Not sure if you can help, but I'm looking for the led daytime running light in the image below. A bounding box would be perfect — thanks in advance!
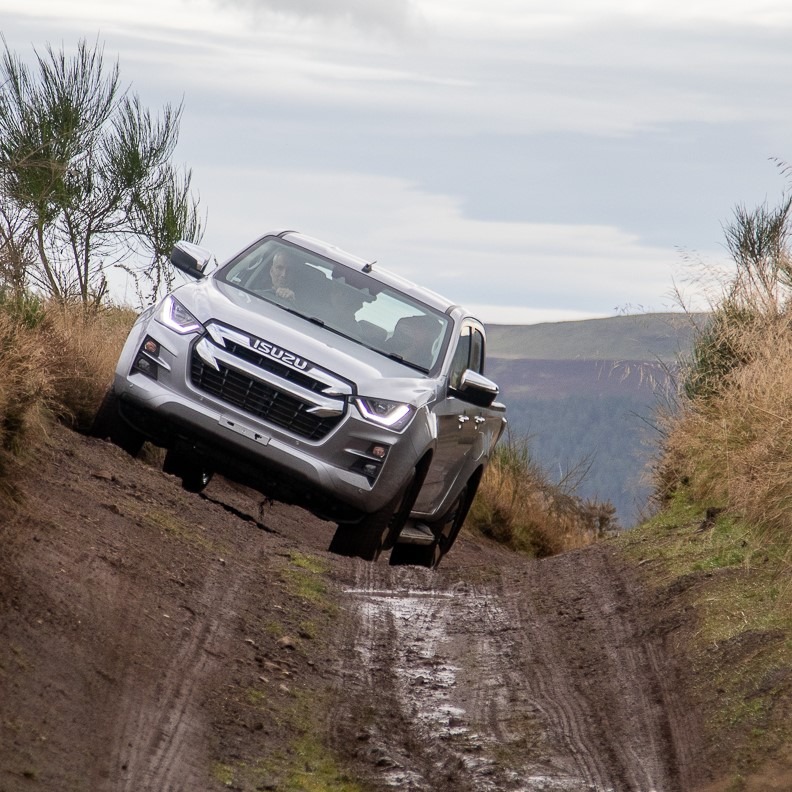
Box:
[157,295,204,335]
[356,397,413,430]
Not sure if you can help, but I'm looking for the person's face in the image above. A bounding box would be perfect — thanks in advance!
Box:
[271,255,289,288]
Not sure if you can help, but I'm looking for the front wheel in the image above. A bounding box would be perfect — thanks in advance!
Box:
[390,474,480,570]
[163,448,214,493]
[328,474,420,562]
[89,388,145,458]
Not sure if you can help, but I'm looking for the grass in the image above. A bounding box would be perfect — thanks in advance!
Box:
[467,432,615,557]
[144,508,227,554]
[619,490,792,781]
[281,551,332,605]
[0,296,135,511]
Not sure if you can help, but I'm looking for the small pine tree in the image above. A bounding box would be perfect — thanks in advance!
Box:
[0,37,203,305]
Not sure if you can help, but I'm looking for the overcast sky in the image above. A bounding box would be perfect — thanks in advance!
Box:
[4,0,792,323]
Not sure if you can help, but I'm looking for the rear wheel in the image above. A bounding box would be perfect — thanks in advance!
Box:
[163,448,214,493]
[90,388,145,458]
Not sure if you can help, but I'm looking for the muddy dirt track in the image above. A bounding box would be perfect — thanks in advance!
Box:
[0,425,706,791]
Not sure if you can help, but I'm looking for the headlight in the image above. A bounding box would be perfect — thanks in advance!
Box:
[156,295,204,335]
[355,397,414,431]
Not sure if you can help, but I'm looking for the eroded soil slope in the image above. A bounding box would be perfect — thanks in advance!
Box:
[1,425,704,791]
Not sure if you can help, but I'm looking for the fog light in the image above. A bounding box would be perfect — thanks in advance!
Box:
[371,445,387,459]
[131,336,160,380]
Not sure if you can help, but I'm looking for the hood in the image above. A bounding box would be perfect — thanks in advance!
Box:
[170,279,439,406]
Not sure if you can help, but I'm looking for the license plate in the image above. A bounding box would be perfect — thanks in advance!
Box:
[219,416,270,445]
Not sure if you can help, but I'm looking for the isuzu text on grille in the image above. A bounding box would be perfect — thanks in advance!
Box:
[251,339,309,370]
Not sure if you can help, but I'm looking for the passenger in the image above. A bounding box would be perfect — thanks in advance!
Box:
[387,315,440,369]
[328,282,366,335]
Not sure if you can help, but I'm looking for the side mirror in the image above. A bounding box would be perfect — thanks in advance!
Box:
[170,241,214,279]
[453,369,499,407]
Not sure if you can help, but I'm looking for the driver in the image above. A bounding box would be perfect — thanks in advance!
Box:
[269,250,296,302]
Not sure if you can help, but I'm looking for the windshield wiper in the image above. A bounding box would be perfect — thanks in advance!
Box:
[384,351,429,374]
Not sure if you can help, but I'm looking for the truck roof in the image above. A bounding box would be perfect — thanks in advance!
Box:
[276,230,467,319]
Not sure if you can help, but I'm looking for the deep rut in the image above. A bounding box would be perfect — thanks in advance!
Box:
[330,545,698,792]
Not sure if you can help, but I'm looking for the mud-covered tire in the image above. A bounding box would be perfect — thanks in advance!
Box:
[90,388,145,458]
[329,473,419,562]
[390,473,480,570]
[163,448,214,493]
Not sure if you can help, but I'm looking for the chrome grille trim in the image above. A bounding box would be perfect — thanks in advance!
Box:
[190,323,350,439]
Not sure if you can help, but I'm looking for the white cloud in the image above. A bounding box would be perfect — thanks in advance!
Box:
[192,165,690,316]
[0,0,781,322]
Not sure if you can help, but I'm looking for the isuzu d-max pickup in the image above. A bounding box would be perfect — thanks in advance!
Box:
[92,231,507,567]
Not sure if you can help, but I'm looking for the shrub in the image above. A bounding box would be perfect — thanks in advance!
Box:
[468,433,617,557]
[0,297,135,507]
[657,186,792,548]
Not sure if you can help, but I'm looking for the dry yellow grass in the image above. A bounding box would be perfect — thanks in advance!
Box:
[657,312,792,544]
[468,436,614,557]
[36,302,137,429]
[0,300,135,508]
[0,311,55,506]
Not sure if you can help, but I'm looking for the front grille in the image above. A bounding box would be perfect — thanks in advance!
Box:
[224,340,325,393]
[191,356,343,440]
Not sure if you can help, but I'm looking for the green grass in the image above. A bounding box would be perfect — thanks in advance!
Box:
[619,491,792,780]
[281,551,332,605]
[143,508,227,554]
[215,689,368,792]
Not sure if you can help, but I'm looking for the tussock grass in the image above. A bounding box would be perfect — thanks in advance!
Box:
[0,295,135,508]
[468,434,616,557]
[658,190,792,561]
[658,313,792,546]
[35,301,136,429]
[0,312,54,506]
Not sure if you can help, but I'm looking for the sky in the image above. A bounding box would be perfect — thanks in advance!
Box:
[3,0,792,323]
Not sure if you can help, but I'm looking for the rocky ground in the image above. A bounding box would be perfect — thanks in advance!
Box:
[1,424,710,791]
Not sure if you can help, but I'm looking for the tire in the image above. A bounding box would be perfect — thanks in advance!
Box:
[163,448,214,493]
[90,388,145,458]
[390,474,480,570]
[328,473,420,562]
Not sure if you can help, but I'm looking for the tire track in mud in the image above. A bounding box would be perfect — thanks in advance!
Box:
[331,545,697,792]
[101,567,242,792]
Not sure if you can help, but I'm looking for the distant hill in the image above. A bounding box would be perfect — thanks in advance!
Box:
[484,313,705,527]
[486,312,706,362]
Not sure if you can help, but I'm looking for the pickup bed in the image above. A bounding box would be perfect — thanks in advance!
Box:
[93,231,507,567]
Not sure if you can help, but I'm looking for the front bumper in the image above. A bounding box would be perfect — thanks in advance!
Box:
[114,369,420,518]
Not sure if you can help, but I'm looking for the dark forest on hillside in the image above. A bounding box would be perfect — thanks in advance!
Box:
[487,355,676,527]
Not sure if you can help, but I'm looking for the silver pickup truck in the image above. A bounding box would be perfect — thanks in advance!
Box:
[93,231,506,567]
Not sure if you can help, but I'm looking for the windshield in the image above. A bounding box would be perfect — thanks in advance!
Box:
[217,237,451,372]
